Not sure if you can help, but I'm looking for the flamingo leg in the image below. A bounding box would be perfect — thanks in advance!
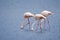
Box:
[39,20,42,32]
[47,18,50,31]
[31,20,37,31]
[44,19,46,30]
[27,18,30,24]
[27,18,30,30]
[36,20,39,32]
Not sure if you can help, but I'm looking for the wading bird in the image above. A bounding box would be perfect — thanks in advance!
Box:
[20,12,34,30]
[41,10,52,30]
[31,14,46,32]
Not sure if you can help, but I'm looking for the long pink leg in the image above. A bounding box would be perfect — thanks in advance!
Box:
[36,21,39,32]
[47,18,50,31]
[27,18,30,24]
[39,20,42,32]
[44,19,46,30]
[25,18,30,25]
[31,20,37,31]
[36,20,40,32]
[27,18,30,30]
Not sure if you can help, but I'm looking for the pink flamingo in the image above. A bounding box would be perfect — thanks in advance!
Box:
[20,12,34,30]
[41,10,52,30]
[31,14,46,32]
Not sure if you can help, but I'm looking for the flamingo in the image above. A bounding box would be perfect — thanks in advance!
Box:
[20,12,34,30]
[31,14,46,32]
[41,10,52,30]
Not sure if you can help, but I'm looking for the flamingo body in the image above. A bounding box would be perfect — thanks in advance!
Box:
[24,12,34,18]
[41,10,52,17]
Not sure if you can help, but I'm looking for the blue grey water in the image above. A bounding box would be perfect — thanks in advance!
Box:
[0,0,60,40]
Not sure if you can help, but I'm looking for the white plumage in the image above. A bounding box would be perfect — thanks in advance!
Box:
[34,14,46,20]
[24,12,34,17]
[41,10,52,17]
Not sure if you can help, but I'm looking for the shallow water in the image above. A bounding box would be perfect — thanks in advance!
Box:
[0,0,60,40]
